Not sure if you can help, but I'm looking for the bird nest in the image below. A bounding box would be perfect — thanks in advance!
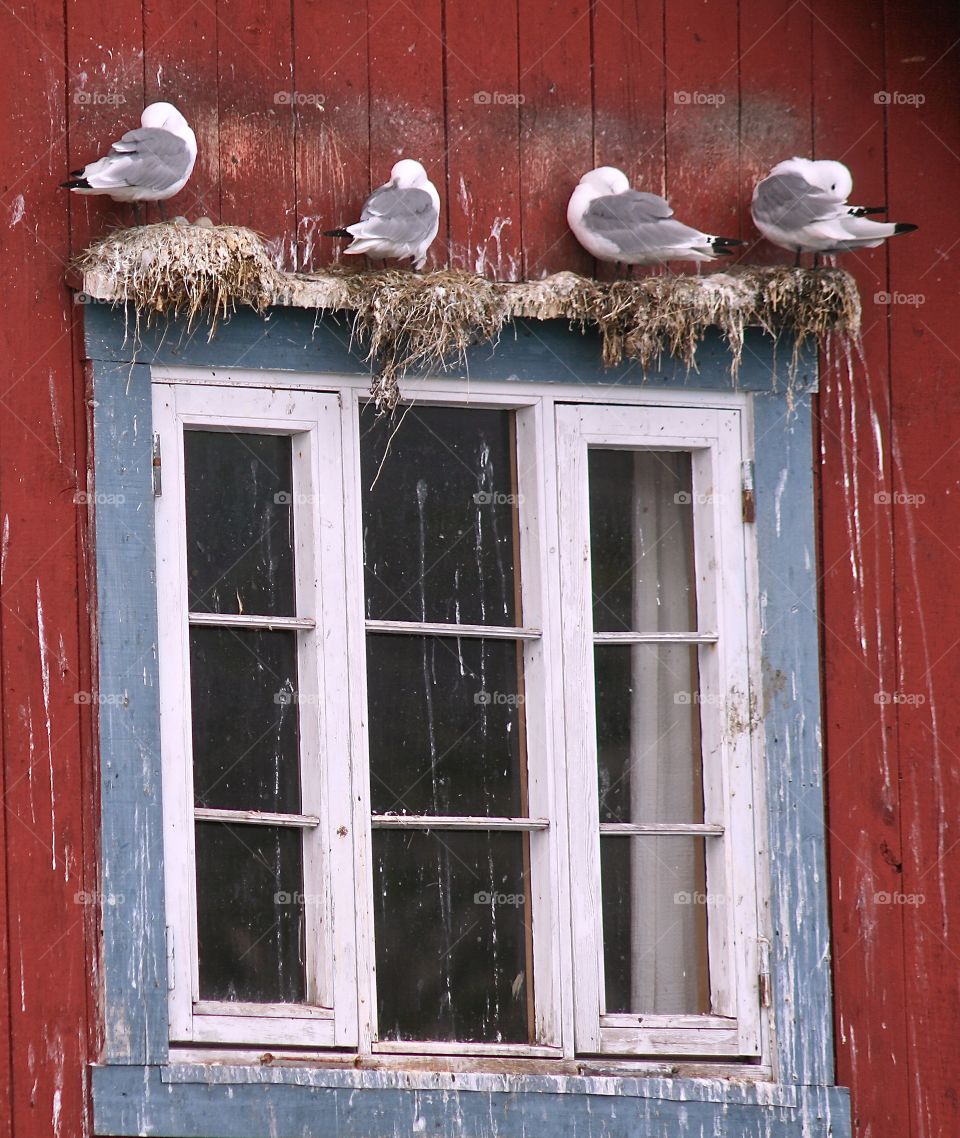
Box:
[73,222,861,411]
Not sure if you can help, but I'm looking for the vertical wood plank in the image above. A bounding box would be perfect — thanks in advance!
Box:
[65,0,145,254]
[217,0,296,264]
[143,0,220,222]
[443,1,522,278]
[591,0,666,281]
[518,0,593,280]
[811,2,908,1132]
[664,0,740,245]
[884,5,960,1137]
[737,0,814,264]
[1,4,91,1136]
[292,0,370,270]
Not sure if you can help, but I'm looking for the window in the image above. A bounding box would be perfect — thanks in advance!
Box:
[155,375,763,1061]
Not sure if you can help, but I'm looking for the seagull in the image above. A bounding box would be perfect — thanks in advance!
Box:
[567,166,745,268]
[324,159,440,270]
[751,157,917,263]
[62,101,197,220]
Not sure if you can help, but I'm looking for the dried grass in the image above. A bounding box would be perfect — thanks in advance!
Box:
[74,224,861,406]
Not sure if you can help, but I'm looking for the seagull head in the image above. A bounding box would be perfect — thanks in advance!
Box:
[390,159,429,188]
[141,102,191,137]
[811,160,853,201]
[579,166,631,196]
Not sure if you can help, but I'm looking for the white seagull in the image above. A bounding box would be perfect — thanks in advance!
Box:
[567,166,744,267]
[324,159,440,270]
[751,157,917,262]
[62,102,197,219]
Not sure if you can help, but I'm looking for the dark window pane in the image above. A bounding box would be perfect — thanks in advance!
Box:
[588,450,696,633]
[374,829,531,1042]
[594,644,703,825]
[360,404,519,626]
[184,431,295,616]
[366,633,525,817]
[196,822,305,1003]
[190,627,301,813]
[601,836,709,1015]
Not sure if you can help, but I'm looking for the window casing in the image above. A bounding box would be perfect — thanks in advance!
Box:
[154,374,764,1062]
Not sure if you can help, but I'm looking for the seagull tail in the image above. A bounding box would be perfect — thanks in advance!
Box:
[850,205,887,216]
[61,173,91,189]
[710,237,747,254]
[894,223,918,235]
[322,227,353,238]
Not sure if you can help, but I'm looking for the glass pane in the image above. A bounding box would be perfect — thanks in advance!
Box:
[588,449,696,633]
[594,644,703,824]
[601,836,709,1015]
[373,829,531,1042]
[195,822,305,1003]
[360,404,519,626]
[190,627,301,813]
[184,430,295,616]
[367,634,525,816]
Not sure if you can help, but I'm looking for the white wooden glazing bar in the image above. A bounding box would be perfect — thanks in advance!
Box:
[364,619,542,640]
[592,631,718,644]
[370,815,550,831]
[193,808,321,828]
[188,612,317,631]
[598,823,725,837]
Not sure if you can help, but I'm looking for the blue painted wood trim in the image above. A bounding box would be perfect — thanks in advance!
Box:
[753,391,834,1086]
[81,302,818,394]
[87,307,845,1135]
[93,360,169,1065]
[92,1064,851,1138]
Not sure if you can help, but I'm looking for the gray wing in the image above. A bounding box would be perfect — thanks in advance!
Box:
[752,172,838,228]
[584,191,708,254]
[106,127,191,191]
[359,185,437,244]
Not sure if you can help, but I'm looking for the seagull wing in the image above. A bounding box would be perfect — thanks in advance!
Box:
[80,127,192,194]
[752,171,841,229]
[356,185,438,246]
[583,191,713,256]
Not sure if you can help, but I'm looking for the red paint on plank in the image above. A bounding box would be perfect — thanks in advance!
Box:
[736,0,814,264]
[518,0,593,279]
[445,2,522,278]
[591,0,666,281]
[143,0,220,223]
[664,0,740,246]
[884,5,960,1137]
[812,2,910,1133]
[217,0,296,263]
[367,0,446,270]
[292,0,370,271]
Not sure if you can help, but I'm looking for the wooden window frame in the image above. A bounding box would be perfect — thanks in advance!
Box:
[153,371,765,1063]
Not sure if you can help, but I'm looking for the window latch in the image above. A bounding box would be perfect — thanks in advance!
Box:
[152,433,162,496]
[741,460,756,523]
[758,936,771,1007]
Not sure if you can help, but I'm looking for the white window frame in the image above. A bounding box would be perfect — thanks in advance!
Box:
[154,368,765,1063]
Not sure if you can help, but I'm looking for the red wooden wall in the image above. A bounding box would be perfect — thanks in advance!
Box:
[0,2,956,1136]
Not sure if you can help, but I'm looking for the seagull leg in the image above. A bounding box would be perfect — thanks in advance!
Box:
[158,200,168,222]
[132,202,143,227]
[794,248,801,268]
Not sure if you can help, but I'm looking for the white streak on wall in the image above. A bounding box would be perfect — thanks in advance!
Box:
[36,579,57,869]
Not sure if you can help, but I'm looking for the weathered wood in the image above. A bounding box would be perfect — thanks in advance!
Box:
[444,1,523,278]
[884,6,960,1137]
[518,0,593,279]
[810,3,909,1132]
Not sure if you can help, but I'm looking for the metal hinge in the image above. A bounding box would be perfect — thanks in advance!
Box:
[152,433,162,496]
[741,460,756,523]
[166,924,175,990]
[757,936,771,1007]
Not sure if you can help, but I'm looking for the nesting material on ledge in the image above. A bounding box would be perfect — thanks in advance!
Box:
[73,223,861,408]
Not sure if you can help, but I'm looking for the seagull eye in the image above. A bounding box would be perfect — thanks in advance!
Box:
[830,183,836,190]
